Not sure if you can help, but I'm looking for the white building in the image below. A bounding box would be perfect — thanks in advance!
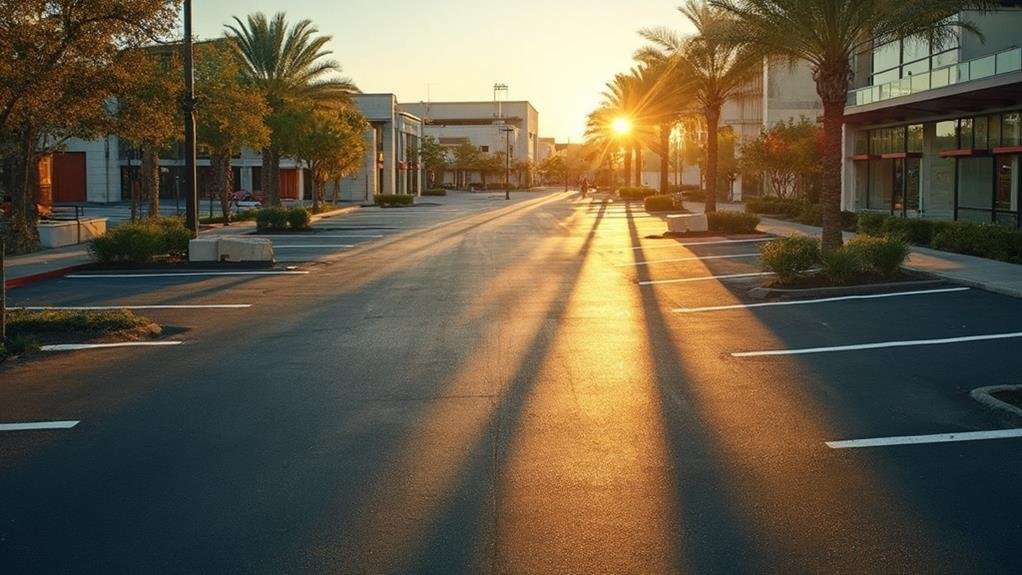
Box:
[397,100,540,187]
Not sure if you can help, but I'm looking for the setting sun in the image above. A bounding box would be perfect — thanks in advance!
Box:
[611,116,632,136]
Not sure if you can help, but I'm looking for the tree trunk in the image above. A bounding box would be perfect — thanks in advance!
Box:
[143,149,160,218]
[659,123,670,195]
[314,175,326,213]
[820,99,845,251]
[10,125,40,253]
[704,106,721,213]
[623,147,632,190]
[634,144,643,187]
[261,147,280,206]
[212,153,232,224]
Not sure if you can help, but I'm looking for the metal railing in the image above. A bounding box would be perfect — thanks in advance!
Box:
[849,46,1022,107]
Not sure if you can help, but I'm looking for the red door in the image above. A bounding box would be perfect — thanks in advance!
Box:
[279,169,299,200]
[52,152,87,203]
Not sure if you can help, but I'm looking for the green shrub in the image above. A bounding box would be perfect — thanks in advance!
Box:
[707,211,761,234]
[617,187,657,201]
[374,194,415,207]
[9,309,149,334]
[796,203,822,225]
[820,247,862,284]
[857,212,889,236]
[760,236,820,281]
[88,222,168,264]
[3,335,40,356]
[881,217,935,246]
[745,196,805,217]
[841,211,859,232]
[422,189,447,196]
[255,207,288,231]
[931,221,1022,264]
[847,235,910,275]
[286,207,311,230]
[682,189,706,201]
[644,194,678,212]
[669,183,701,193]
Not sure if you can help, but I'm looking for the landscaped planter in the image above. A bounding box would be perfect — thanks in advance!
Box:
[37,218,108,248]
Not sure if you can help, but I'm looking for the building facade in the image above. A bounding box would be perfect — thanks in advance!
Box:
[842,6,1022,226]
[334,94,423,202]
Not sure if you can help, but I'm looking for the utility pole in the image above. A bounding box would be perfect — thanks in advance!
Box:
[493,83,510,200]
[182,0,198,237]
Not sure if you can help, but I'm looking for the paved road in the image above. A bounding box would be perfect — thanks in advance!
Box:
[1,190,1020,573]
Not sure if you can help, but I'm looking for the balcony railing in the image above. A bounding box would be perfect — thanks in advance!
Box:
[848,46,1022,107]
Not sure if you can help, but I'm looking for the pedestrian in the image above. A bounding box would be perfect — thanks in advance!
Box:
[580,177,589,199]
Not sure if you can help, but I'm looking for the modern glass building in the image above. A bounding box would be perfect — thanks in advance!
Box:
[842,6,1022,227]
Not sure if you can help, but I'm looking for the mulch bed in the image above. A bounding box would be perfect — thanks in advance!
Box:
[765,269,928,290]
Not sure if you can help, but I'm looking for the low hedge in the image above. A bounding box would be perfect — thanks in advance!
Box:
[255,206,288,231]
[707,211,761,234]
[857,212,1022,264]
[286,207,311,230]
[88,217,191,264]
[374,194,415,207]
[422,189,447,196]
[745,196,805,217]
[760,236,820,282]
[644,194,680,212]
[846,236,910,275]
[681,189,706,201]
[8,309,150,335]
[618,187,658,201]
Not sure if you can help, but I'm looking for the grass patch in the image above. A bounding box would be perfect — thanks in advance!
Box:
[8,309,151,336]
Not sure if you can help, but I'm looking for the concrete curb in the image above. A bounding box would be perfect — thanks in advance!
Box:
[970,385,1022,421]
[903,268,1022,300]
[748,279,947,300]
[5,264,90,289]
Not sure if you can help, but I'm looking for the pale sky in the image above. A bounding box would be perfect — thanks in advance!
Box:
[191,0,696,143]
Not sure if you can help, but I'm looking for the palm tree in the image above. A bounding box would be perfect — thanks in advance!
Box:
[639,0,762,213]
[226,12,358,205]
[710,0,991,249]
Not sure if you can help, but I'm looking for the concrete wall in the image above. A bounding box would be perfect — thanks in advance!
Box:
[63,136,121,203]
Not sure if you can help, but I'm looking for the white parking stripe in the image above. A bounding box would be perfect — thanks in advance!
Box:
[42,342,184,351]
[675,287,971,313]
[67,271,309,278]
[639,272,774,286]
[237,234,384,238]
[0,421,80,432]
[631,237,773,250]
[272,245,355,249]
[732,331,1022,357]
[826,428,1022,449]
[620,253,760,267]
[10,305,252,311]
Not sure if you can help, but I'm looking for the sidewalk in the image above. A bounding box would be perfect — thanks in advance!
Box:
[3,204,361,288]
[682,201,1022,299]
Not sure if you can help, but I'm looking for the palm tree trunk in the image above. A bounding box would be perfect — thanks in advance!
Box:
[820,100,844,251]
[144,149,160,218]
[634,144,642,187]
[659,123,670,195]
[261,148,280,206]
[623,147,632,189]
[704,106,720,213]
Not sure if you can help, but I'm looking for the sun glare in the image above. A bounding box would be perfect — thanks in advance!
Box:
[611,116,632,136]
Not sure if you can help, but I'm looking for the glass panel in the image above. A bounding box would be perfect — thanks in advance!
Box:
[907,124,924,153]
[989,115,1001,148]
[957,157,994,210]
[873,41,900,80]
[910,71,930,92]
[958,208,992,223]
[891,126,906,153]
[1004,113,1021,147]
[974,117,988,150]
[854,131,869,155]
[954,62,970,83]
[933,49,959,69]
[873,68,899,86]
[995,212,1019,228]
[869,159,894,210]
[971,55,995,79]
[925,157,955,219]
[935,121,957,150]
[903,36,930,64]
[854,162,869,210]
[958,118,973,149]
[893,159,905,211]
[996,155,1019,212]
[906,158,921,212]
[931,66,950,88]
[903,59,930,78]
[996,48,1022,74]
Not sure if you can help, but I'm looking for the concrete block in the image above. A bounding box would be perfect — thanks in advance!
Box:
[218,237,274,263]
[666,213,708,233]
[188,238,220,262]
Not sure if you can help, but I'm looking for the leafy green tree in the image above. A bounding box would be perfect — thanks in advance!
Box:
[226,12,358,205]
[194,42,271,223]
[638,0,762,212]
[740,118,822,200]
[711,0,992,248]
[418,135,448,187]
[0,0,179,252]
[451,142,481,189]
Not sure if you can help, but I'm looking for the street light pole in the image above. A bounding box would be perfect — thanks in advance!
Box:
[504,128,511,201]
[182,0,198,237]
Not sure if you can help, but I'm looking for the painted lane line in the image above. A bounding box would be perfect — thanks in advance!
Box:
[236,234,384,238]
[272,245,355,249]
[631,238,773,250]
[620,253,760,267]
[639,272,774,286]
[826,428,1022,449]
[67,271,309,278]
[0,421,80,432]
[42,341,184,352]
[732,331,1022,358]
[674,287,971,313]
[10,305,253,311]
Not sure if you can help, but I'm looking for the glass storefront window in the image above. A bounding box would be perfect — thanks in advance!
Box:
[854,162,869,209]
[996,155,1019,212]
[935,120,957,150]
[958,118,973,149]
[890,126,906,153]
[907,124,923,153]
[906,158,921,212]
[1003,113,1020,147]
[926,157,955,219]
[933,49,959,69]
[989,115,1001,148]
[869,159,894,210]
[957,157,993,210]
[974,116,988,149]
[873,41,900,80]
[854,131,868,155]
[903,36,930,64]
